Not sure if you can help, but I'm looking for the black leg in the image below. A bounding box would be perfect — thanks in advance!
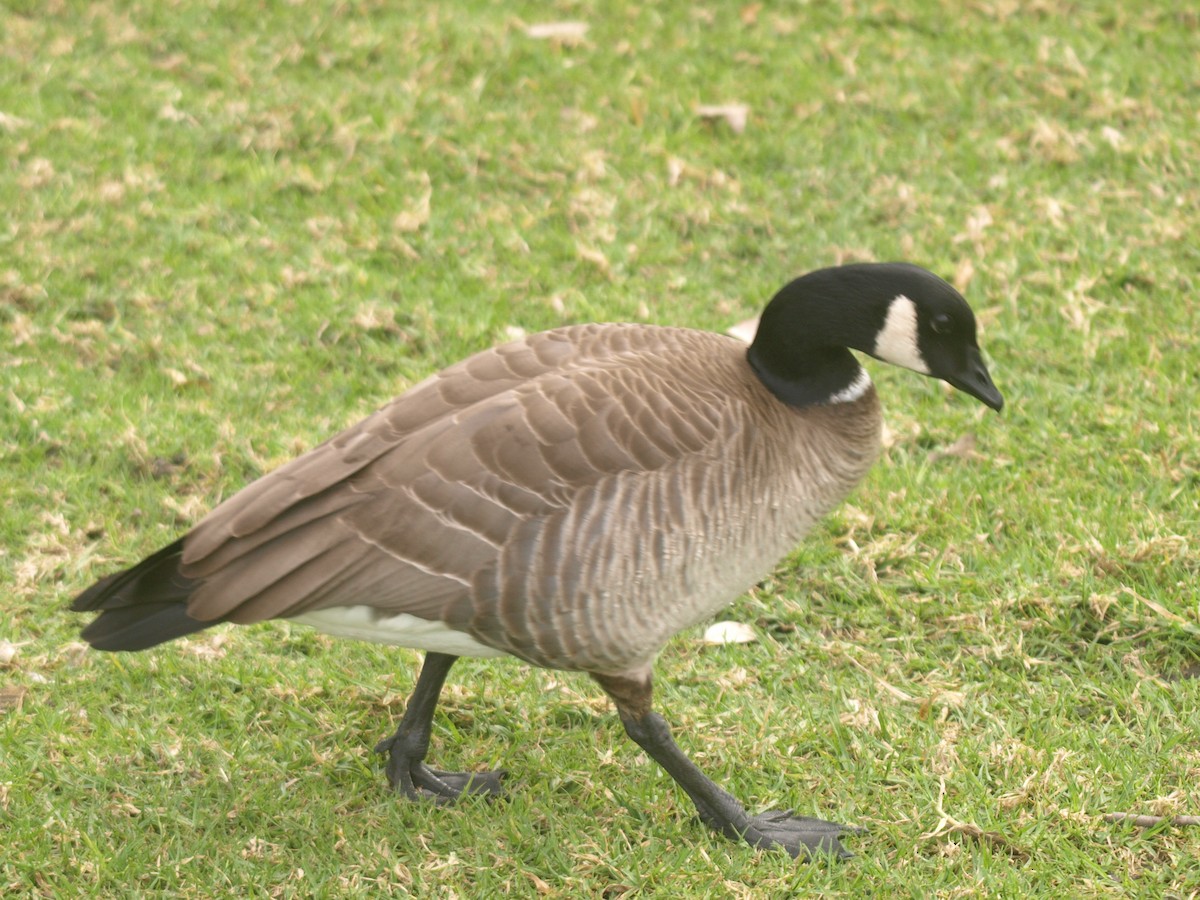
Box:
[374,652,505,802]
[592,670,858,859]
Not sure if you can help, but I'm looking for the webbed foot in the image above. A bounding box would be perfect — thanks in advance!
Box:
[735,809,861,859]
[374,733,506,802]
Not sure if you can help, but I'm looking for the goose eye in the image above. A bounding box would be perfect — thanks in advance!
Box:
[931,314,953,335]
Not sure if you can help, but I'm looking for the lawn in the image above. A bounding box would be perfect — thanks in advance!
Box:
[2,0,1198,896]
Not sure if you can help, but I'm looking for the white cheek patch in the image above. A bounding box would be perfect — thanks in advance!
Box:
[874,294,930,374]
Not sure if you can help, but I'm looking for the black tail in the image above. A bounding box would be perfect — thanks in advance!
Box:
[71,539,217,651]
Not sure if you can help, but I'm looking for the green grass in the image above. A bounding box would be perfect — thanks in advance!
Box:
[3,0,1198,895]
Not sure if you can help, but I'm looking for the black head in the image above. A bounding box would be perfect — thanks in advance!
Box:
[747,262,1003,411]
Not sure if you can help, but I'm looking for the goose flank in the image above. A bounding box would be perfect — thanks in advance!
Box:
[72,262,1003,859]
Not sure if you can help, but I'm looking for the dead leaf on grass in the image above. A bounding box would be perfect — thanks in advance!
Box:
[695,104,750,134]
[19,158,55,190]
[525,22,589,44]
[1030,117,1088,164]
[242,837,283,860]
[740,3,764,26]
[0,640,31,666]
[158,103,197,126]
[576,244,611,278]
[162,367,189,387]
[839,697,880,732]
[702,621,757,645]
[1100,125,1125,150]
[180,633,230,661]
[955,206,994,244]
[930,433,982,463]
[0,685,28,713]
[0,111,31,132]
[954,258,976,292]
[666,156,738,190]
[351,302,402,335]
[393,173,432,233]
[58,641,91,667]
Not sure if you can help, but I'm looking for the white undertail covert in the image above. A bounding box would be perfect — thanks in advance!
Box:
[291,607,505,657]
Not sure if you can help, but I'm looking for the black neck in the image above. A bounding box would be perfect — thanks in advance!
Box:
[746,344,864,408]
[745,270,888,408]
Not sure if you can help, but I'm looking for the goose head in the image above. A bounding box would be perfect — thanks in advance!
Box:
[746,262,1003,412]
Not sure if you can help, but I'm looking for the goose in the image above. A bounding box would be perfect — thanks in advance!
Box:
[72,262,1003,859]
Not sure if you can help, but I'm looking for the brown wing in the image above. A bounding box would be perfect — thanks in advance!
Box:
[181,325,728,629]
